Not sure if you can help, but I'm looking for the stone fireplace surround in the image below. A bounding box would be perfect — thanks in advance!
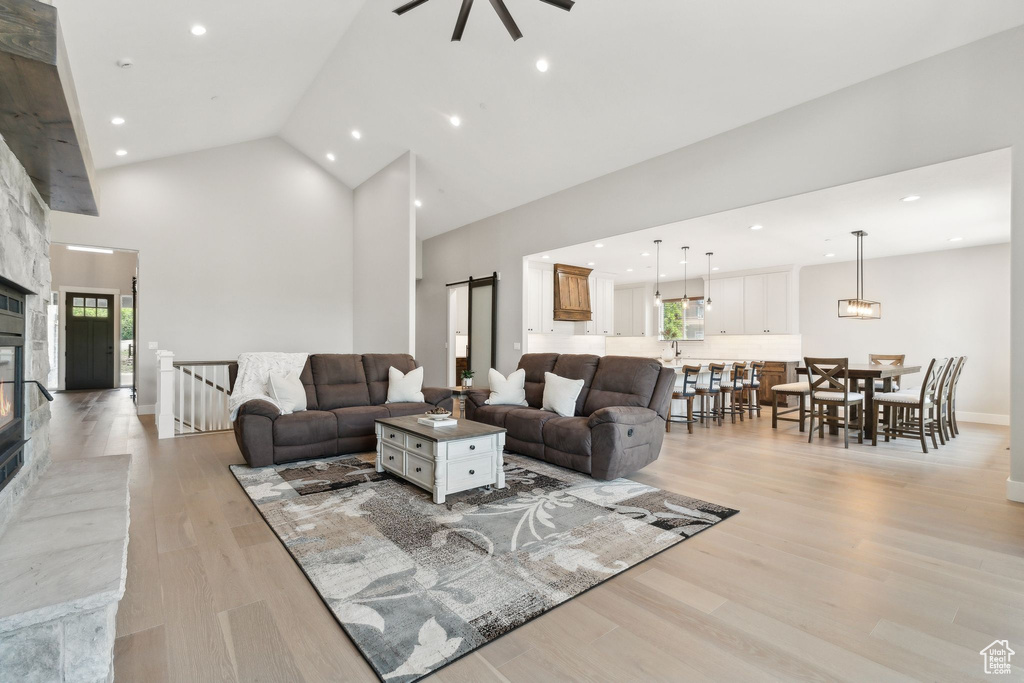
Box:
[0,136,130,681]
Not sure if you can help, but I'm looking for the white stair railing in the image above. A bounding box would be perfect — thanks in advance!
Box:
[156,351,234,439]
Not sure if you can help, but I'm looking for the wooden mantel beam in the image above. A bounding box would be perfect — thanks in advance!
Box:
[0,0,98,216]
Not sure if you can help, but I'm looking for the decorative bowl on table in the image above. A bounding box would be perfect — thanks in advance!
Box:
[424,407,452,420]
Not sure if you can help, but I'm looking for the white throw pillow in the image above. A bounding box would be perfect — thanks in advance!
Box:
[268,372,307,414]
[485,368,528,406]
[387,366,425,403]
[542,372,585,418]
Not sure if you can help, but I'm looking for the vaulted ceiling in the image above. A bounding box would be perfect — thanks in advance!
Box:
[55,0,1024,238]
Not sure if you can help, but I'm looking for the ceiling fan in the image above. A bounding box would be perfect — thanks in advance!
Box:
[393,0,574,42]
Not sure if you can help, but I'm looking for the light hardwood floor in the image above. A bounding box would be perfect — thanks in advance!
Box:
[50,389,1023,682]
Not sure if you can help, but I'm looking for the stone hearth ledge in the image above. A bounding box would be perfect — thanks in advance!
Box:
[0,453,131,682]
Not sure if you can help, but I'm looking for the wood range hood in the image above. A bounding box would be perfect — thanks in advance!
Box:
[0,0,97,216]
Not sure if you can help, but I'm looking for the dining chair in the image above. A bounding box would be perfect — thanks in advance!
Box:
[946,356,966,438]
[694,363,724,428]
[741,361,765,418]
[873,358,938,453]
[719,362,748,424]
[771,380,809,431]
[666,365,701,434]
[934,357,957,445]
[805,357,864,448]
[869,354,905,393]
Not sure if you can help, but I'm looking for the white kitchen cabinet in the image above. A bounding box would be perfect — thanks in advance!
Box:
[706,276,744,335]
[613,285,651,337]
[580,273,615,335]
[454,285,469,335]
[743,272,790,334]
[540,270,555,333]
[526,266,543,333]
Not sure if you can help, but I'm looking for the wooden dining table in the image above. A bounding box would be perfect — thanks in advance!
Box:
[795,363,921,438]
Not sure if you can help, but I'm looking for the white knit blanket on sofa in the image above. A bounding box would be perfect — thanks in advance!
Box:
[228,352,309,421]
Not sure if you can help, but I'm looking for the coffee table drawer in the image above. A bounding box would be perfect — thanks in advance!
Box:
[446,454,495,491]
[448,436,493,459]
[381,428,405,448]
[406,435,436,458]
[406,452,434,488]
[381,443,404,475]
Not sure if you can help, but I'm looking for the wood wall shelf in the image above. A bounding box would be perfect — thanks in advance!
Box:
[552,263,593,322]
[0,0,98,215]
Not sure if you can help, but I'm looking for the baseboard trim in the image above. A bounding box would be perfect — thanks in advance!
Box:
[1007,478,1024,504]
[136,404,155,416]
[958,412,1009,426]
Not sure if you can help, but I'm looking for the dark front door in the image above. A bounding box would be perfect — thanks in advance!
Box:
[66,293,115,390]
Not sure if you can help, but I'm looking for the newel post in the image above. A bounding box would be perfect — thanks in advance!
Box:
[156,350,175,439]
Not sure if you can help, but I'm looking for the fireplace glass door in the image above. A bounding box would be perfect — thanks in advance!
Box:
[0,346,15,433]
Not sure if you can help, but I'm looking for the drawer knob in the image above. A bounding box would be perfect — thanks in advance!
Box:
[469,445,476,450]
[416,467,422,473]
[388,456,394,461]
[416,443,422,449]
[469,469,475,475]
[389,433,395,438]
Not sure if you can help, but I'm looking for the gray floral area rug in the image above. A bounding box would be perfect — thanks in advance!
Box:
[230,453,738,682]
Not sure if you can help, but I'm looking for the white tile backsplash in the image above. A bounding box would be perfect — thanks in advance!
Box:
[527,334,607,356]
[606,334,802,361]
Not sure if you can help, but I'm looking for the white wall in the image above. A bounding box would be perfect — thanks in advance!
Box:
[416,27,1024,496]
[353,152,416,354]
[800,243,1009,422]
[50,137,355,409]
[49,247,138,389]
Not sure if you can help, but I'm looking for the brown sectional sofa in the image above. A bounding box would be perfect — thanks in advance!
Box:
[465,354,676,480]
[229,354,453,467]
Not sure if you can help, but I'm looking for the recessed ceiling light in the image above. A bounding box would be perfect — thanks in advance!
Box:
[415,199,423,208]
[640,252,650,257]
[67,245,114,254]
[587,262,596,266]
[712,266,719,271]
[325,152,336,162]
[901,195,921,202]
[594,243,604,248]
[115,149,127,157]
[660,273,667,278]
[351,130,362,140]
[541,255,550,259]
[679,260,687,265]
[749,224,764,231]
[948,237,964,242]
[449,115,462,127]
[536,58,549,73]
[824,253,836,258]
[111,116,125,126]
[190,24,207,36]
[625,268,633,272]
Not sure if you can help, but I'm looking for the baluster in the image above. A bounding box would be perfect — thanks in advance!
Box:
[177,365,184,435]
[189,366,196,434]
[201,365,207,432]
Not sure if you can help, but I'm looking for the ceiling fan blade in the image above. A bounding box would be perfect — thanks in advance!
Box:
[393,0,431,15]
[487,0,523,41]
[538,0,574,10]
[452,0,474,41]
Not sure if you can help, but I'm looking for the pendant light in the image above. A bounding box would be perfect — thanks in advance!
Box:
[653,240,662,307]
[705,252,714,312]
[837,230,881,319]
[681,246,690,309]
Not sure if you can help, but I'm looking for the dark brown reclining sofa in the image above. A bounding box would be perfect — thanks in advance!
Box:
[465,354,675,480]
[229,354,453,467]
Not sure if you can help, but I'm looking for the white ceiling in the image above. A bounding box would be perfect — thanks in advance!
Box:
[54,1,1024,238]
[528,149,1011,285]
[53,0,365,168]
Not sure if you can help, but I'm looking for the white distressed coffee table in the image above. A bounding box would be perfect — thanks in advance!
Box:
[374,415,507,504]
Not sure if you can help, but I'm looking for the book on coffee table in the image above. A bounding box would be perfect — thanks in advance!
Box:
[417,416,457,428]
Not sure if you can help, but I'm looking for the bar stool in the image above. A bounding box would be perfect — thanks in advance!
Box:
[805,357,864,448]
[694,363,724,427]
[666,365,701,434]
[720,362,748,423]
[740,361,764,418]
[771,381,809,431]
